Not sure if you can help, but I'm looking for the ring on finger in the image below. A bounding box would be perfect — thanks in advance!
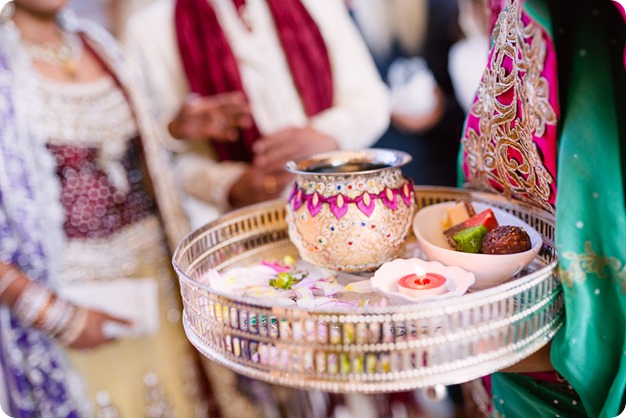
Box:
[263,175,278,195]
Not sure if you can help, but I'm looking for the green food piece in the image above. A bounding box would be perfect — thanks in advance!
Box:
[269,272,296,289]
[453,225,489,253]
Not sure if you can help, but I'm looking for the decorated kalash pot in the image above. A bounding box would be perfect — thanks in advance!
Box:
[285,149,416,272]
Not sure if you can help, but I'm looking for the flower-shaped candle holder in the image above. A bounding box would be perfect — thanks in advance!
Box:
[370,258,475,304]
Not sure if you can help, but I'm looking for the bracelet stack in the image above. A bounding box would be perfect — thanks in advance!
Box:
[12,280,87,346]
[13,283,51,326]
[37,295,80,339]
[57,307,89,346]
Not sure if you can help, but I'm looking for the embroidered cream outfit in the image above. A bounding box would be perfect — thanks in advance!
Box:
[37,74,206,418]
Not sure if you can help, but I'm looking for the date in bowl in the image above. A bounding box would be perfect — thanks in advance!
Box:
[285,149,416,272]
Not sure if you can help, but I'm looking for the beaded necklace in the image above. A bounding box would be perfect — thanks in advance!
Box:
[20,29,83,78]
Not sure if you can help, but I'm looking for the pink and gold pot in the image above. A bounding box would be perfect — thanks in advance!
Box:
[285,149,416,272]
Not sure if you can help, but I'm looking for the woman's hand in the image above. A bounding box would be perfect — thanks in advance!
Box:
[168,92,252,142]
[67,309,132,350]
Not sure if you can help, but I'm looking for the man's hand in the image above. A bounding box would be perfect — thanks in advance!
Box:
[228,126,339,207]
[228,166,294,208]
[252,127,339,173]
[168,92,252,142]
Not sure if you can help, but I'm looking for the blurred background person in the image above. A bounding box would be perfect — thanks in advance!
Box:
[350,0,465,187]
[0,0,260,416]
[124,0,390,231]
[448,0,490,113]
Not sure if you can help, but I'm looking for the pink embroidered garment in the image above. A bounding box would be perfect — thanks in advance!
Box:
[460,0,559,213]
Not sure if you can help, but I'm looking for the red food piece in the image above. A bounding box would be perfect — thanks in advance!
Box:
[444,209,499,248]
[462,209,498,231]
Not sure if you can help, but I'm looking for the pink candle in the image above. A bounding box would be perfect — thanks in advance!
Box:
[397,264,447,299]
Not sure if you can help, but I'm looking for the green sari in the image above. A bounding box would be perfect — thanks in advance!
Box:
[458,0,626,416]
[550,0,626,416]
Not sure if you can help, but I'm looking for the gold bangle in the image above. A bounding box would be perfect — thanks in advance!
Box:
[57,306,88,346]
[13,283,51,326]
[33,293,56,329]
[44,299,76,337]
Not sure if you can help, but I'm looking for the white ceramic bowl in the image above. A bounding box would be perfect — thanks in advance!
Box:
[412,202,542,289]
[370,258,475,305]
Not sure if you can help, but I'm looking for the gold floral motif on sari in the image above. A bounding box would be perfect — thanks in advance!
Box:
[560,241,626,292]
[462,0,557,213]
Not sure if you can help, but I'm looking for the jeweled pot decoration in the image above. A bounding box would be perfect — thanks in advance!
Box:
[285,149,416,272]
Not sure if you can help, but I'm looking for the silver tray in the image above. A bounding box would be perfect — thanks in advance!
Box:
[173,187,562,393]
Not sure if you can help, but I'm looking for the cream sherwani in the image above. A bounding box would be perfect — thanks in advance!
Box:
[125,0,390,229]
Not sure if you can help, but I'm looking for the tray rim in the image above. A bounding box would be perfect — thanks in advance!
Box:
[182,311,563,392]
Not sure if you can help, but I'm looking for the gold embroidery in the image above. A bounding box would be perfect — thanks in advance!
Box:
[560,241,626,292]
[462,0,557,213]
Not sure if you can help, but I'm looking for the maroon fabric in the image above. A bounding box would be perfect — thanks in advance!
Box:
[232,0,246,11]
[47,140,156,239]
[174,0,333,161]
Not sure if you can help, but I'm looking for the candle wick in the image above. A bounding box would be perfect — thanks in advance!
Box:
[413,276,431,286]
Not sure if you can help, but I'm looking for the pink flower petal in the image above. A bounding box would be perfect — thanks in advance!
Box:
[381,188,398,211]
[355,193,376,217]
[292,188,303,211]
[261,261,291,273]
[400,182,414,207]
[306,193,323,217]
[327,194,350,219]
